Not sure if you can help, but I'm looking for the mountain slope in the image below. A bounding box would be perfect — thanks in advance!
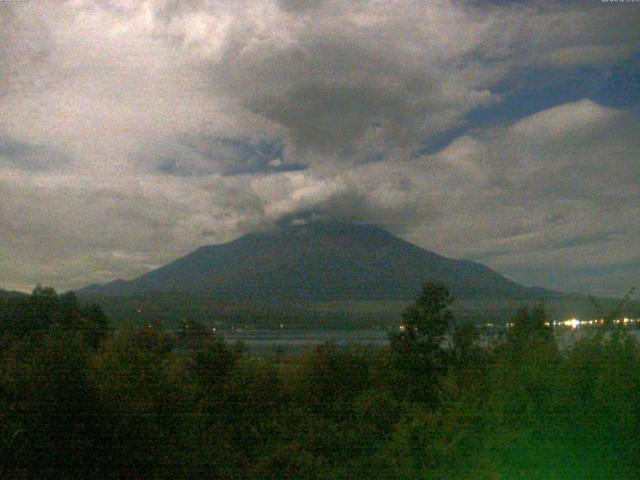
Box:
[80,221,551,303]
[0,288,29,300]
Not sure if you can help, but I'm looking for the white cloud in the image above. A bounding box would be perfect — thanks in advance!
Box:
[510,100,620,139]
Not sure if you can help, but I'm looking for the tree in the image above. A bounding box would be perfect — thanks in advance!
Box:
[389,281,454,402]
[392,281,454,350]
[509,304,552,344]
[0,287,110,347]
[451,321,480,366]
[176,319,214,350]
[1,329,98,477]
[91,324,176,478]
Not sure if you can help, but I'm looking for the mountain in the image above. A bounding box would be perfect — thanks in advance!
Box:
[77,221,637,327]
[0,288,29,300]
[80,221,553,303]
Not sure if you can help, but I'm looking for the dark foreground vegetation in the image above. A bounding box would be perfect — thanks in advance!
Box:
[1,283,639,479]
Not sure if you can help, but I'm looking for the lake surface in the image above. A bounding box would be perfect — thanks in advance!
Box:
[219,329,390,355]
[219,327,640,355]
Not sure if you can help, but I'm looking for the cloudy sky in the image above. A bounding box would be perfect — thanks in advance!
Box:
[1,0,638,297]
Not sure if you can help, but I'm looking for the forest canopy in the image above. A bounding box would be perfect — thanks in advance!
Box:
[0,284,639,479]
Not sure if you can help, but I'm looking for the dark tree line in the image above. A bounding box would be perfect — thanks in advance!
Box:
[1,282,639,478]
[0,285,109,347]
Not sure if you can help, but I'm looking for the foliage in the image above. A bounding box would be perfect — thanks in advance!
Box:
[389,280,454,403]
[0,283,639,478]
[0,286,110,347]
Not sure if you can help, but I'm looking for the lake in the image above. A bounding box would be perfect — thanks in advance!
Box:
[219,327,640,355]
[219,328,390,355]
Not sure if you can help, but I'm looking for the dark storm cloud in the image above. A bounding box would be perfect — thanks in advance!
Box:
[185,0,639,158]
[249,84,415,156]
[205,6,497,157]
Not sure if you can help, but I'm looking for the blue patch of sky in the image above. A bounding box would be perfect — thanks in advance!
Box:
[157,136,307,176]
[156,158,187,176]
[0,136,48,161]
[0,136,68,171]
[417,53,640,156]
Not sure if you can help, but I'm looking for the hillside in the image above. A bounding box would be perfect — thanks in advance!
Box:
[80,221,555,303]
[74,221,616,327]
[0,288,29,300]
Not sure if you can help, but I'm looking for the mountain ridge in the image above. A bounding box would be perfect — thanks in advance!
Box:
[79,220,556,302]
